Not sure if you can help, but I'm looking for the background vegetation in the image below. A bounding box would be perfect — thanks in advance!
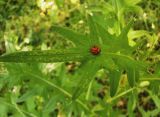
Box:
[0,0,160,117]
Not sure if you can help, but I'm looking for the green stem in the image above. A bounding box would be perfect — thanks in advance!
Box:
[106,87,137,103]
[85,79,93,100]
[140,78,160,81]
[0,99,37,117]
[27,72,90,112]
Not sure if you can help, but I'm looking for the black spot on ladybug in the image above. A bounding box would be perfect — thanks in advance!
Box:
[90,45,101,55]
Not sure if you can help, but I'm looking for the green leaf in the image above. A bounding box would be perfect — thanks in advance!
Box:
[51,26,89,46]
[88,15,100,45]
[26,70,90,111]
[95,22,115,45]
[124,0,141,5]
[109,69,121,97]
[149,91,160,109]
[118,20,133,49]
[72,60,99,100]
[16,89,37,103]
[127,92,136,116]
[109,52,147,70]
[103,58,117,70]
[43,95,60,113]
[110,53,142,87]
[126,68,139,87]
[0,48,89,63]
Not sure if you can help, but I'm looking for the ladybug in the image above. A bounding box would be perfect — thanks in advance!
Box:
[90,45,101,55]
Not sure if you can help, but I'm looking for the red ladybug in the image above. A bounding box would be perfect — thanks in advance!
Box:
[90,45,101,55]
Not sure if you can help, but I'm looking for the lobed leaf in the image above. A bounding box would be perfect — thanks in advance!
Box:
[95,22,115,45]
[109,52,145,87]
[87,15,100,45]
[0,48,89,63]
[51,26,89,46]
[107,52,147,70]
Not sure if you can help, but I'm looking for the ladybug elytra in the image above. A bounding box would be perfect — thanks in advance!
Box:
[90,45,101,55]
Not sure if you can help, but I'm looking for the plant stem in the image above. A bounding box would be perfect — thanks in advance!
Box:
[106,87,137,103]
[140,78,160,81]
[0,98,37,117]
[106,77,160,103]
[27,72,90,112]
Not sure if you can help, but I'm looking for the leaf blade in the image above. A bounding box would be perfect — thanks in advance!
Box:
[51,26,89,46]
[126,66,140,87]
[109,69,121,97]
[95,22,115,45]
[0,48,90,63]
[118,20,134,48]
[72,60,99,100]
[88,15,100,44]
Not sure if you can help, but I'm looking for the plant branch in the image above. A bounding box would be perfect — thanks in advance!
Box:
[106,87,137,103]
[27,72,90,112]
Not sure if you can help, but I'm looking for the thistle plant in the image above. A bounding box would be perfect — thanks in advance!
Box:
[0,15,147,100]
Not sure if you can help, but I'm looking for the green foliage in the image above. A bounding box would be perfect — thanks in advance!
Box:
[0,15,145,97]
[0,0,160,116]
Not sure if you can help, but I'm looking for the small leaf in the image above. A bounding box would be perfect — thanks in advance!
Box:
[0,48,89,63]
[149,91,160,109]
[51,26,89,46]
[16,89,37,103]
[72,60,99,100]
[109,69,121,97]
[43,95,61,113]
